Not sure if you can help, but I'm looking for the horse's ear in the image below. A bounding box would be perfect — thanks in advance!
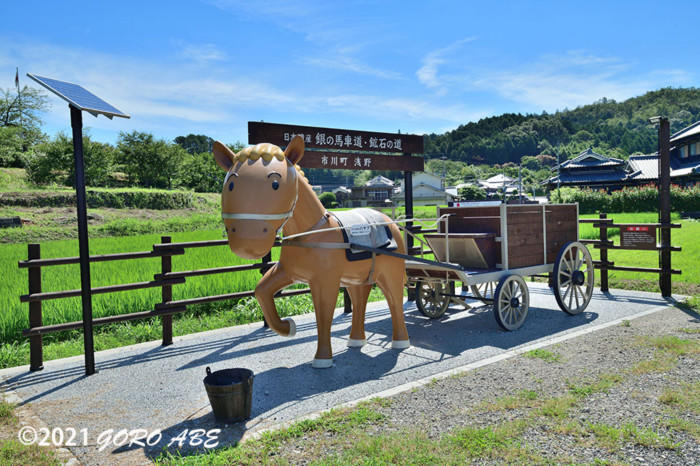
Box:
[213,141,235,171]
[284,135,305,165]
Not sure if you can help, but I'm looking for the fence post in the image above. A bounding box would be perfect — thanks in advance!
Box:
[657,118,672,297]
[260,252,272,328]
[343,288,352,314]
[160,236,173,346]
[599,213,609,293]
[28,244,43,371]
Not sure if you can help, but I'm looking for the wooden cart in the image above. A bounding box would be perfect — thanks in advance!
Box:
[406,203,594,330]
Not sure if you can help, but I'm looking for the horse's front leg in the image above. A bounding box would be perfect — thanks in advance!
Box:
[255,263,295,337]
[309,275,341,368]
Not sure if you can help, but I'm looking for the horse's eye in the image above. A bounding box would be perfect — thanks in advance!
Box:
[228,181,234,191]
[272,180,279,190]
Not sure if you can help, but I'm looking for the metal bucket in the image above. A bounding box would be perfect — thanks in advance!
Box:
[203,367,254,423]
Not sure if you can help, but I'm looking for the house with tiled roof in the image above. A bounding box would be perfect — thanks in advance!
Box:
[624,121,700,186]
[545,148,629,190]
[546,125,700,191]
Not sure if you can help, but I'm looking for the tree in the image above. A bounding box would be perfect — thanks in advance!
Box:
[180,151,222,192]
[26,132,115,186]
[174,134,214,154]
[0,126,25,167]
[0,86,49,155]
[116,131,187,188]
[458,184,487,201]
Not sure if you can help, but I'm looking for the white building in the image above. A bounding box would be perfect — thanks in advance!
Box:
[393,172,455,206]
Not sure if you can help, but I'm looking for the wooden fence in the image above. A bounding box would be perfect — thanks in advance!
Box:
[21,213,683,372]
[18,226,436,372]
[578,213,681,292]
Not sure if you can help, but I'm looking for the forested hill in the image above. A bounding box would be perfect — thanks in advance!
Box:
[424,88,700,164]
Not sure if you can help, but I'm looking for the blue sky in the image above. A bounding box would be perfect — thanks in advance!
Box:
[1,1,697,146]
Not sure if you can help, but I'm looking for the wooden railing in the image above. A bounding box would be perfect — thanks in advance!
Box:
[19,224,437,371]
[18,236,300,371]
[578,213,681,292]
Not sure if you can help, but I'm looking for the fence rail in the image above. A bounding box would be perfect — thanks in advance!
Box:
[18,214,680,372]
[18,223,436,372]
[581,213,681,292]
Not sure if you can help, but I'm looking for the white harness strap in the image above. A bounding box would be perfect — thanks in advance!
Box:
[221,210,294,221]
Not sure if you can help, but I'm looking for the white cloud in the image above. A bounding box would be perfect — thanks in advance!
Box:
[303,56,402,80]
[0,40,296,128]
[322,94,484,124]
[416,37,476,95]
[180,43,227,63]
[466,52,682,110]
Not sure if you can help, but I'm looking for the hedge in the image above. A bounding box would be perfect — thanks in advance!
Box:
[0,189,194,209]
[550,184,700,214]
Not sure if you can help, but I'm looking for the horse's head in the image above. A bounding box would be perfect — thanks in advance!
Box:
[213,136,305,259]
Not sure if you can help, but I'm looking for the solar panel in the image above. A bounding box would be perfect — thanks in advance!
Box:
[27,73,130,119]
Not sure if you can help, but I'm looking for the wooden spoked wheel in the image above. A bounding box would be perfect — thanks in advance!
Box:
[494,274,529,331]
[416,280,450,319]
[553,241,594,315]
[470,281,497,301]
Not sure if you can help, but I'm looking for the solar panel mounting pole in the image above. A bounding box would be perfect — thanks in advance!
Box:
[70,105,96,375]
[26,74,129,376]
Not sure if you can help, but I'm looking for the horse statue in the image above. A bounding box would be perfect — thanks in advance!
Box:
[213,136,410,368]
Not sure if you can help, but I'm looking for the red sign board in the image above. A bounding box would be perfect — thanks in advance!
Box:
[248,121,424,154]
[620,225,657,250]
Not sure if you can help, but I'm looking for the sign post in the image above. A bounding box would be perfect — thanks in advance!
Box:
[653,117,672,297]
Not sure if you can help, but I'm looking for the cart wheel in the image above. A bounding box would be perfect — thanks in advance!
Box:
[553,241,594,315]
[416,280,450,319]
[494,275,529,331]
[470,281,497,300]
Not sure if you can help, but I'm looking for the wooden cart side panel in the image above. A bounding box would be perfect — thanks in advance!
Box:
[545,204,578,263]
[437,206,502,264]
[506,205,545,268]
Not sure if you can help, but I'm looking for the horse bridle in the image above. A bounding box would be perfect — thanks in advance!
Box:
[220,165,299,234]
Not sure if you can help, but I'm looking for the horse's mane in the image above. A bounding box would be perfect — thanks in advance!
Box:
[234,143,309,183]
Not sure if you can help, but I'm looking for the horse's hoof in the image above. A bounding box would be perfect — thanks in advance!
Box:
[392,339,410,349]
[347,338,366,348]
[284,318,296,337]
[312,358,333,369]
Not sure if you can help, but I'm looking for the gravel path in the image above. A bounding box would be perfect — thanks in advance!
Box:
[275,303,700,465]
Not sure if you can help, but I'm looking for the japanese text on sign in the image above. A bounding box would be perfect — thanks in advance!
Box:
[282,132,402,151]
[620,225,657,250]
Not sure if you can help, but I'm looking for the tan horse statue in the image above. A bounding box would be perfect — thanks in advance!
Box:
[213,136,410,368]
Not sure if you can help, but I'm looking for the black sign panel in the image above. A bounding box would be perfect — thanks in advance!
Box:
[620,225,657,250]
[249,122,424,154]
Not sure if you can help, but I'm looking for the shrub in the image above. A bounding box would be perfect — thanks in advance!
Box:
[319,192,336,208]
[458,184,487,201]
[550,184,700,213]
[0,189,194,209]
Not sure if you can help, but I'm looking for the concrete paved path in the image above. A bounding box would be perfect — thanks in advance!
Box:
[0,283,675,464]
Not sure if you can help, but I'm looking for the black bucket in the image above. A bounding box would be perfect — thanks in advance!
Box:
[203,367,254,423]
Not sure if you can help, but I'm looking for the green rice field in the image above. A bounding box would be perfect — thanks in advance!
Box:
[0,229,277,345]
[0,211,697,355]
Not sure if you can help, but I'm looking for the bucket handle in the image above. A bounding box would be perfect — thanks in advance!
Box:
[206,366,212,376]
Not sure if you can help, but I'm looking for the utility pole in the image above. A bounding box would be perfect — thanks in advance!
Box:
[16,67,24,150]
[518,164,522,204]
